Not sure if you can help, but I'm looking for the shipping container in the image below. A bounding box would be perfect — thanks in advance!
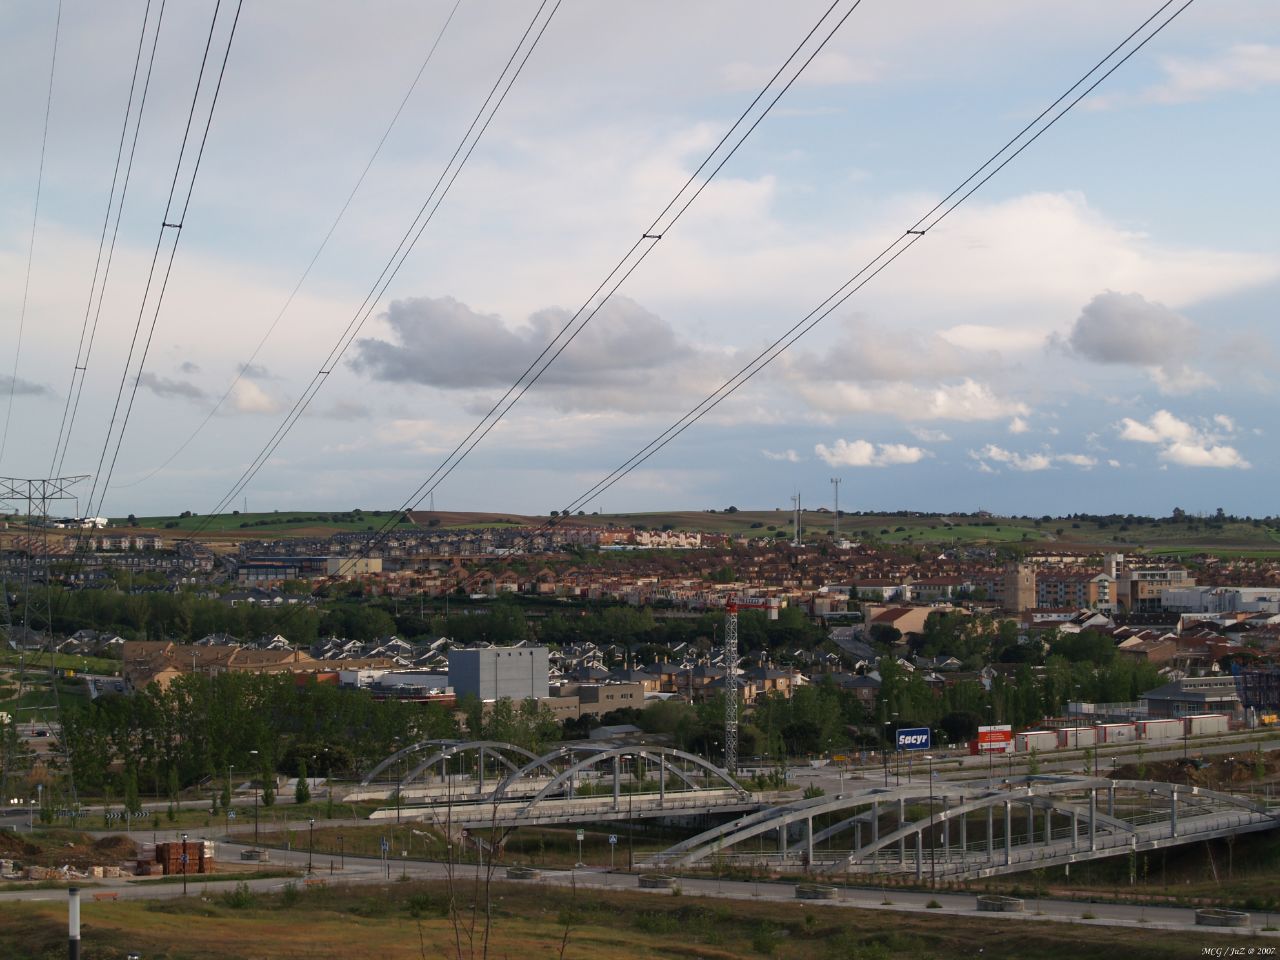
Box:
[1184,714,1229,736]
[1138,718,1183,741]
[1057,727,1097,749]
[1097,722,1137,744]
[1015,730,1058,753]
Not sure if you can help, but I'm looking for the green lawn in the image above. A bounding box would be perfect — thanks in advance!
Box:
[0,650,120,675]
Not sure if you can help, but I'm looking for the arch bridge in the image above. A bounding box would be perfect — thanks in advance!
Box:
[357,739,760,828]
[647,775,1279,880]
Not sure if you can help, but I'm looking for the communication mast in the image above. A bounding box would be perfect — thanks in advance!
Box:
[723,599,739,775]
[830,477,840,542]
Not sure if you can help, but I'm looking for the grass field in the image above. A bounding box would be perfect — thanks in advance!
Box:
[0,650,120,675]
[93,507,1280,556]
[0,878,1261,960]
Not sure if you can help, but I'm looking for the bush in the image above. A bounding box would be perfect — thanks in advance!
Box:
[279,882,300,908]
[221,881,256,909]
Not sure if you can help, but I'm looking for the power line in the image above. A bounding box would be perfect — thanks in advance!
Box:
[49,0,169,481]
[324,0,866,571]
[0,0,63,471]
[115,0,467,490]
[403,0,1198,601]
[545,0,1198,526]
[86,0,246,518]
[183,0,563,539]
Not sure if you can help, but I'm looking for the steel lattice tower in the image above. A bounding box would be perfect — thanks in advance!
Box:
[723,600,739,774]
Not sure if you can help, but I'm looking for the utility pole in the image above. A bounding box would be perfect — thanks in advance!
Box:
[830,477,841,542]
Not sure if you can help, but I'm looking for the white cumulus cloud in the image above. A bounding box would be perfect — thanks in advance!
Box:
[1115,410,1250,469]
[814,439,930,468]
[970,444,1097,472]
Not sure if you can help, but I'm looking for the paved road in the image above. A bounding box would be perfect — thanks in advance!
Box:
[3,837,1277,940]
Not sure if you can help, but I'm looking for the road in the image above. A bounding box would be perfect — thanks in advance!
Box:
[2,833,1276,940]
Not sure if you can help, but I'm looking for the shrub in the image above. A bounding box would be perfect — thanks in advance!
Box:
[221,881,256,909]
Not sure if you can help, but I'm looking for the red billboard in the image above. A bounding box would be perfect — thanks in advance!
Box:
[976,724,1013,752]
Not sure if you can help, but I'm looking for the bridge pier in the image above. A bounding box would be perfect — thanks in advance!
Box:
[915,831,923,881]
[613,756,620,810]
[942,797,950,863]
[1071,809,1079,850]
[805,817,814,868]
[986,805,994,862]
[871,800,878,844]
[897,798,905,866]
[778,823,787,857]
[1044,807,1051,847]
[1089,789,1097,851]
[1107,783,1115,817]
[1004,800,1012,866]
[1171,787,1178,839]
[959,807,967,860]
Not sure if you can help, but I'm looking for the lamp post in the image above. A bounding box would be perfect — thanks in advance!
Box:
[308,818,315,874]
[881,721,891,787]
[925,755,936,888]
[249,749,260,850]
[338,833,345,871]
[181,831,189,897]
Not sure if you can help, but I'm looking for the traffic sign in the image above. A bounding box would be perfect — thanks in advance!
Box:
[460,829,469,839]
[380,837,390,852]
[608,834,617,845]
[896,727,931,751]
[575,829,584,842]
[228,810,236,819]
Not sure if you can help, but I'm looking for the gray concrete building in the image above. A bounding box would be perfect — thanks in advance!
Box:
[448,646,549,701]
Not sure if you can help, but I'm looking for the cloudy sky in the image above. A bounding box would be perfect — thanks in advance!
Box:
[1,0,1277,518]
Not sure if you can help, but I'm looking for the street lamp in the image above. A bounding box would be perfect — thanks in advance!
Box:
[181,832,189,897]
[925,755,936,888]
[249,749,260,850]
[882,721,891,787]
[308,818,315,874]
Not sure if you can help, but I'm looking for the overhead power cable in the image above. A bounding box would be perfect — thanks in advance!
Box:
[182,0,563,539]
[360,0,1198,597]
[0,0,63,471]
[306,0,867,573]
[116,0,466,490]
[49,0,169,481]
[86,0,245,518]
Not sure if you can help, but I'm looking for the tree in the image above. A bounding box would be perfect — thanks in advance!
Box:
[295,759,311,805]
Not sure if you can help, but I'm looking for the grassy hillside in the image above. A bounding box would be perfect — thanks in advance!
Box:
[102,508,1280,556]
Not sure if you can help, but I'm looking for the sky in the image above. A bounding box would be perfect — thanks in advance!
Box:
[1,0,1277,519]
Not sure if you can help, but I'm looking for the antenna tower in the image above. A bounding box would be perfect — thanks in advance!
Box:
[830,477,841,542]
[723,599,739,774]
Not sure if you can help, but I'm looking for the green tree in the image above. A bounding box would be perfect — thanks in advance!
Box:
[295,759,311,805]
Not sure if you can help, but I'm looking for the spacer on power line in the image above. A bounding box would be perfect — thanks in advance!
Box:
[642,233,663,239]
[162,221,183,229]
[906,229,926,235]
